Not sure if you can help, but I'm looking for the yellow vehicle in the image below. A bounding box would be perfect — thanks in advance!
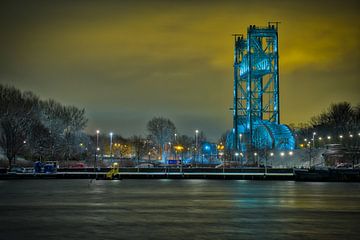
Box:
[106,162,120,180]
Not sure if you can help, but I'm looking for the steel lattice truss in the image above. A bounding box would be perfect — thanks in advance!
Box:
[232,23,295,152]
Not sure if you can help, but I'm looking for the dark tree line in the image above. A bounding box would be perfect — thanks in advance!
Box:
[296,102,360,148]
[0,85,88,167]
[0,85,214,166]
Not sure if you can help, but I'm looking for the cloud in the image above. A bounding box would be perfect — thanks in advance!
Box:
[0,0,359,140]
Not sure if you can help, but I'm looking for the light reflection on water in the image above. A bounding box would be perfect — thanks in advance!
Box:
[0,180,359,240]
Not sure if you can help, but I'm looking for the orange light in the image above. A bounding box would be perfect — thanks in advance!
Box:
[174,145,184,151]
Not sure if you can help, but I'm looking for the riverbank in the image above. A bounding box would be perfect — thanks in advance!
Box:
[1,168,360,182]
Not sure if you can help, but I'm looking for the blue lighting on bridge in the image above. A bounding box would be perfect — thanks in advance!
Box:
[229,23,295,153]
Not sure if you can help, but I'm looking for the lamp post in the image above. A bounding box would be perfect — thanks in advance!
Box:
[195,130,199,165]
[289,151,293,168]
[239,134,242,165]
[280,152,285,168]
[312,132,316,149]
[254,152,258,167]
[270,152,274,167]
[109,132,113,164]
[95,130,100,171]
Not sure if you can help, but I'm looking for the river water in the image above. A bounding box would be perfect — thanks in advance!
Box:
[0,180,359,240]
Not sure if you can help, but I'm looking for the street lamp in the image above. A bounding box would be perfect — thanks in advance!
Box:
[254,152,258,167]
[110,132,113,163]
[95,130,100,171]
[288,151,294,168]
[239,133,242,152]
[312,132,316,149]
[280,152,285,168]
[195,130,199,164]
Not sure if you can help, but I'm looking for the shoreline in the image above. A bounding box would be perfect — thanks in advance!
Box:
[1,168,359,182]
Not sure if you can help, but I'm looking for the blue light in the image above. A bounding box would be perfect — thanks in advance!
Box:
[229,23,295,152]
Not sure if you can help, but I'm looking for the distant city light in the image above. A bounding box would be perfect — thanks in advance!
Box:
[254,152,257,156]
[327,136,331,140]
[235,152,239,157]
[318,137,322,140]
[270,152,274,156]
[339,135,343,139]
[350,134,353,138]
[289,151,293,156]
[280,152,285,156]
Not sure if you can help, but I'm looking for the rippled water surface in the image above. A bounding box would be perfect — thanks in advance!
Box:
[0,180,359,240]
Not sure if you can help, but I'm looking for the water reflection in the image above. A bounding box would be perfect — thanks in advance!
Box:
[0,180,359,240]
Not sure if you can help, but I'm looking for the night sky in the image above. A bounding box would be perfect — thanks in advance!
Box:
[1,0,359,141]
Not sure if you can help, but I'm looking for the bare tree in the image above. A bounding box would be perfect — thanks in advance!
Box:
[147,117,176,163]
[130,135,150,166]
[0,85,39,166]
[0,84,88,166]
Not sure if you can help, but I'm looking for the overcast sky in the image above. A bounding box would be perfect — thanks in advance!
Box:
[1,0,359,141]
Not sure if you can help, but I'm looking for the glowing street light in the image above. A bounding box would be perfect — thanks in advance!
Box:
[280,152,285,157]
[95,129,100,170]
[289,151,293,156]
[269,152,274,167]
[195,129,199,163]
[253,152,259,167]
[327,136,331,140]
[110,132,113,161]
[312,132,316,148]
[339,135,343,139]
[350,134,353,138]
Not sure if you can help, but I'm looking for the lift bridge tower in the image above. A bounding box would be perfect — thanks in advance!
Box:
[230,23,295,155]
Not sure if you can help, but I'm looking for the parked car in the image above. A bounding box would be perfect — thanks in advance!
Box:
[335,163,353,169]
[69,162,86,169]
[8,166,26,173]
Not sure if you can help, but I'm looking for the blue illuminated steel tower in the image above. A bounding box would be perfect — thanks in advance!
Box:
[231,23,295,154]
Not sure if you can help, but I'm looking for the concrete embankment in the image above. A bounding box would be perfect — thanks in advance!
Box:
[0,168,359,181]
